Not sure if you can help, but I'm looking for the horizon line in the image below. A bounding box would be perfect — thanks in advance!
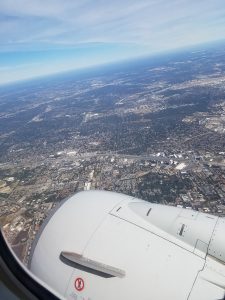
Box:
[1,38,224,88]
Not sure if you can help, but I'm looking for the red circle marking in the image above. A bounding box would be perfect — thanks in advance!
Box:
[74,277,85,292]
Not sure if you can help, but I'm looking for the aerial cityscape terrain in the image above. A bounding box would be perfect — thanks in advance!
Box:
[1,42,225,263]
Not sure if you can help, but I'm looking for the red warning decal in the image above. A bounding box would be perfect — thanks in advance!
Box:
[74,277,85,292]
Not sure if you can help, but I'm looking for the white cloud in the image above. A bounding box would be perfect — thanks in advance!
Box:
[1,0,225,84]
[0,0,225,49]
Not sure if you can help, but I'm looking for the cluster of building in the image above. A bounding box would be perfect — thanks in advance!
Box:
[1,146,225,263]
[1,46,225,264]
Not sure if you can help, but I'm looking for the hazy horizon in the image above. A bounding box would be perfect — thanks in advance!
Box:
[2,40,225,88]
[1,0,225,85]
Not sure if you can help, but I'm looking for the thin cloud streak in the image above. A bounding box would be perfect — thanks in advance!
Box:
[1,0,225,48]
[1,0,225,84]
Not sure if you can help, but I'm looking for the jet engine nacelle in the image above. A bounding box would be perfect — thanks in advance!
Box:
[29,191,225,300]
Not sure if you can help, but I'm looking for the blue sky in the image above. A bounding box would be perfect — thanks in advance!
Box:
[1,0,225,85]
